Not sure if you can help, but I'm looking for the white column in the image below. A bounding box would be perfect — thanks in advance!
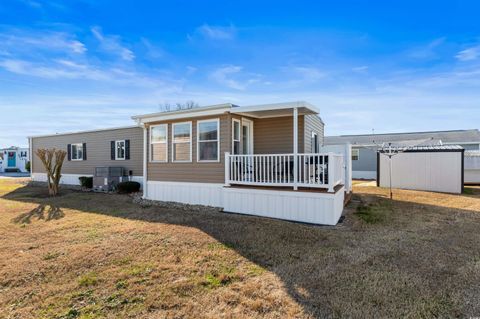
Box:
[142,124,148,199]
[224,152,231,186]
[328,152,334,192]
[293,107,298,190]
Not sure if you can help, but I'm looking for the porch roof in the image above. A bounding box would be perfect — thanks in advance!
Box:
[230,101,319,118]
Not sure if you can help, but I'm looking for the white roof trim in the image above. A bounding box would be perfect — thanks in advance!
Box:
[28,125,140,139]
[132,103,233,124]
[231,101,319,115]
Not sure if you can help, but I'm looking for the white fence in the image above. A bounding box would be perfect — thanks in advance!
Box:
[225,153,344,192]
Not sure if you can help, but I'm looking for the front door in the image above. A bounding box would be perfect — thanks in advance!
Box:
[242,119,253,154]
[7,152,16,167]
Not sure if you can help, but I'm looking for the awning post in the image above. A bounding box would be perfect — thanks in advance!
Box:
[293,107,298,190]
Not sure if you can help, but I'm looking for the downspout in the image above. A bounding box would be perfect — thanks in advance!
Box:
[142,123,148,199]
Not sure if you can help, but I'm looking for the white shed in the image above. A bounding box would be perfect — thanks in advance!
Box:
[377,145,464,194]
[464,151,480,184]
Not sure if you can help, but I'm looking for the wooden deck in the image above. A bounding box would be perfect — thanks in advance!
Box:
[225,183,345,194]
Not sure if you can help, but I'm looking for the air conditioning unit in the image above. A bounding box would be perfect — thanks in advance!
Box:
[93,167,125,192]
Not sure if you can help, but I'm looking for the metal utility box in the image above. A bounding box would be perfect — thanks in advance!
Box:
[93,167,125,192]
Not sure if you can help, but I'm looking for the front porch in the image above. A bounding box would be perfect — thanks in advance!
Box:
[223,102,346,225]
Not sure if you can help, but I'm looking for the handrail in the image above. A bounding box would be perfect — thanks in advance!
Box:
[225,152,344,192]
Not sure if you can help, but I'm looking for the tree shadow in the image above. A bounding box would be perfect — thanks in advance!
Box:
[3,184,480,317]
[12,203,64,224]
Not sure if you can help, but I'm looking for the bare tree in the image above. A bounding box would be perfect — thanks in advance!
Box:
[35,148,67,196]
[159,100,199,112]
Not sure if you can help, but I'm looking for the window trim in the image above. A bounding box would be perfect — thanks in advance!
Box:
[311,131,319,153]
[70,143,83,161]
[352,148,360,161]
[115,140,126,161]
[232,118,241,155]
[172,121,192,163]
[150,124,168,163]
[197,118,220,162]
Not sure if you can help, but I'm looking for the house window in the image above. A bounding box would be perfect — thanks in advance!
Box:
[352,148,360,161]
[115,140,126,160]
[71,143,83,161]
[198,119,220,162]
[150,124,168,162]
[172,122,192,162]
[311,132,319,153]
[232,119,241,155]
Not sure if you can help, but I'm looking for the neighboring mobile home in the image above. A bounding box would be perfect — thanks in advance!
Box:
[0,146,29,173]
[30,126,144,186]
[325,129,480,179]
[31,101,348,225]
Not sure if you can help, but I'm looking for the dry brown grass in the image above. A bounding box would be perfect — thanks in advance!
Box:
[0,178,480,318]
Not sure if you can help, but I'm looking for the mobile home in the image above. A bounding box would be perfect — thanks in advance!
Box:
[30,102,348,225]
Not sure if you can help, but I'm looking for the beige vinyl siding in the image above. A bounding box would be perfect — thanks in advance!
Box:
[31,127,143,176]
[147,114,231,183]
[303,114,325,153]
[253,116,305,154]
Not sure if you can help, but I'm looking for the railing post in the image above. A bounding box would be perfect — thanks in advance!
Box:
[328,152,335,192]
[224,152,230,186]
[293,107,298,190]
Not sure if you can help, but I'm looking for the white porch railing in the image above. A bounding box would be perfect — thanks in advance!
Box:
[225,153,344,192]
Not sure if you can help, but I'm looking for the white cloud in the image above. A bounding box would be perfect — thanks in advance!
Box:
[91,26,135,61]
[209,65,260,90]
[456,45,480,61]
[195,24,236,40]
[352,66,368,73]
[408,37,445,59]
[0,30,86,54]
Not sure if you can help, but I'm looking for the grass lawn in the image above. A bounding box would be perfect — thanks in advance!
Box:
[1,178,480,318]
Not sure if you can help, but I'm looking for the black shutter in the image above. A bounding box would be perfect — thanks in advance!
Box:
[111,141,115,160]
[125,140,130,160]
[82,143,87,160]
[67,144,71,161]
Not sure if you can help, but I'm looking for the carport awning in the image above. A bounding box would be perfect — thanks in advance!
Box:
[230,101,319,119]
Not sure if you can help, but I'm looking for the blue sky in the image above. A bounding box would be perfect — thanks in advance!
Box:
[1,0,480,147]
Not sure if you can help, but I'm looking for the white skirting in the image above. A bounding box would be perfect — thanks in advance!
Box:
[352,170,377,180]
[223,186,345,226]
[146,181,224,207]
[32,173,144,188]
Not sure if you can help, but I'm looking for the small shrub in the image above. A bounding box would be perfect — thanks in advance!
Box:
[25,161,31,172]
[117,181,141,194]
[79,176,93,189]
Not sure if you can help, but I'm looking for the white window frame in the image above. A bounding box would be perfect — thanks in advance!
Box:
[172,121,192,163]
[241,118,254,154]
[115,140,126,161]
[197,118,220,162]
[70,143,83,161]
[150,124,168,163]
[311,131,319,153]
[352,148,360,161]
[232,119,241,155]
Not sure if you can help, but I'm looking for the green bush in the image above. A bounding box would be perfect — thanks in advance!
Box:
[117,181,141,194]
[79,176,93,189]
[25,161,31,172]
